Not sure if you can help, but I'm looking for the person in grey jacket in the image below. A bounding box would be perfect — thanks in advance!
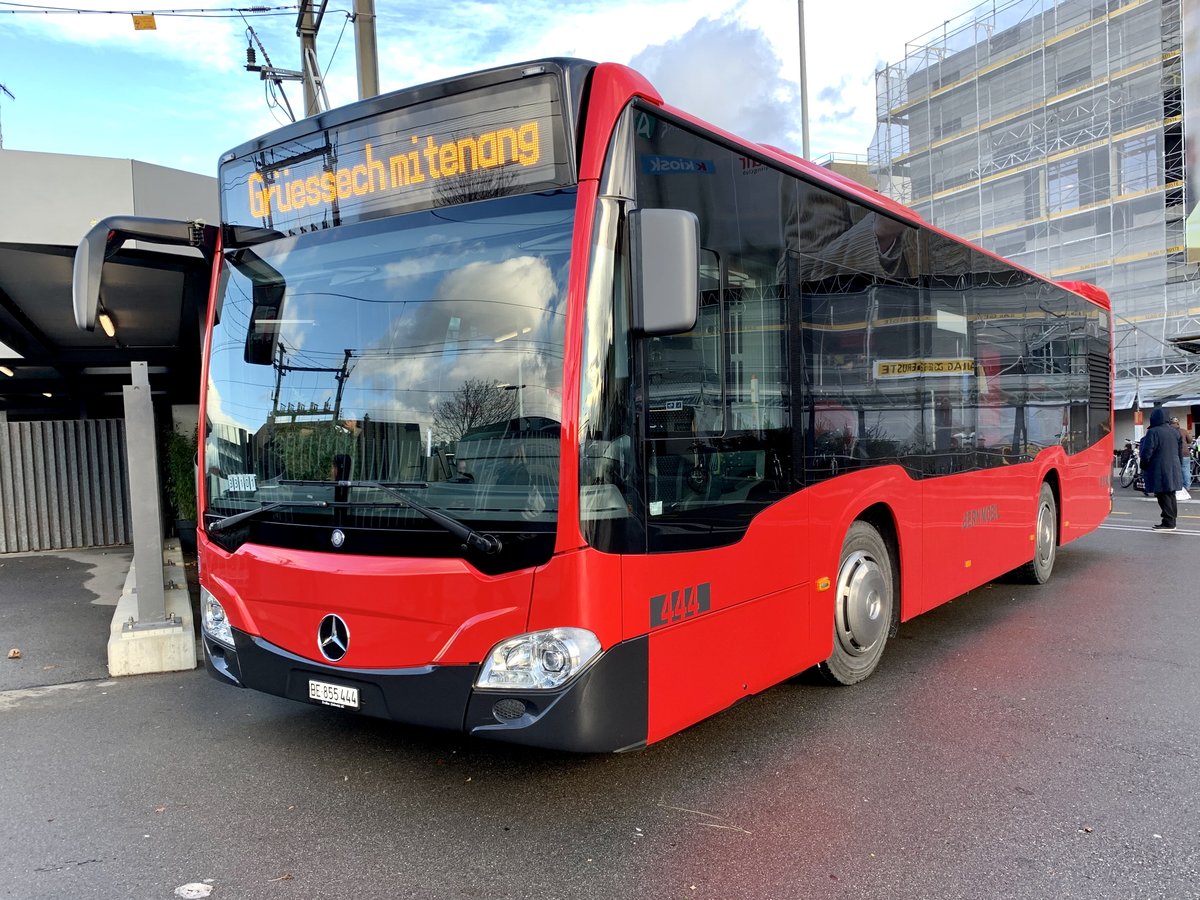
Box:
[1170,416,1193,491]
[1140,407,1184,530]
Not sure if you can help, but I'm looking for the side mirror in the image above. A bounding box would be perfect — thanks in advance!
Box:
[227,249,288,365]
[245,282,285,365]
[73,216,217,332]
[629,208,699,336]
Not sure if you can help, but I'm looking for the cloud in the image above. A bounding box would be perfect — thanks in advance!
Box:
[349,255,566,426]
[371,0,738,98]
[629,15,800,149]
[818,79,849,105]
[820,107,858,125]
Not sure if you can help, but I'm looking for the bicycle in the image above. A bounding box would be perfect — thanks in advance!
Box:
[1118,438,1141,489]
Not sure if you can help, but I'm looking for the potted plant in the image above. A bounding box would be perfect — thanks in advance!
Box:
[164,426,198,554]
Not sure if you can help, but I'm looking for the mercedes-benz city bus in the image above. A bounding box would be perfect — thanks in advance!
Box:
[74,58,1113,752]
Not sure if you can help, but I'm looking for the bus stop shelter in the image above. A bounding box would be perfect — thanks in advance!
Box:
[0,147,216,673]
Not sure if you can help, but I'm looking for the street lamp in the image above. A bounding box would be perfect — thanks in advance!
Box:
[798,1,811,158]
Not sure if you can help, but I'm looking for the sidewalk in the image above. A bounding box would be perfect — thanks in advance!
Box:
[0,541,200,693]
[0,545,130,692]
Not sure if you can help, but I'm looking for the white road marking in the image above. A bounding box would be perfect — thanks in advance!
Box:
[1099,523,1199,535]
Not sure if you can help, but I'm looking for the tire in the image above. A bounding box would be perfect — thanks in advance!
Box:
[1013,482,1057,585]
[1119,457,1138,489]
[816,520,894,686]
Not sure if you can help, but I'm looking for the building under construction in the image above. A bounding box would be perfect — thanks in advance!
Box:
[871,0,1200,417]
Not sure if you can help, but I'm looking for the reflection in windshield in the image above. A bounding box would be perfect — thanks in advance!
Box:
[204,191,573,540]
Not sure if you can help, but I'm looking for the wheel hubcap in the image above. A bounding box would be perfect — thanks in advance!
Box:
[1035,501,1055,567]
[835,550,888,656]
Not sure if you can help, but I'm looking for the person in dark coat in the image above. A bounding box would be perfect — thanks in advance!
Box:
[1140,407,1184,530]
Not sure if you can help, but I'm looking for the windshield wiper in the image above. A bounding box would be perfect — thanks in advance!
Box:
[360,480,503,555]
[206,499,330,534]
[279,479,503,555]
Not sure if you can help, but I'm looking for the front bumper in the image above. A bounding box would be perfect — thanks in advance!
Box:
[203,630,648,753]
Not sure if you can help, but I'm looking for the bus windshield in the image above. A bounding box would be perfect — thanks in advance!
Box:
[203,189,573,552]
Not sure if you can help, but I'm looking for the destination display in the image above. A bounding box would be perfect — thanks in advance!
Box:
[220,75,572,234]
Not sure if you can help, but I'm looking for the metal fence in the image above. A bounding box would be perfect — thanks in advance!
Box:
[0,413,130,553]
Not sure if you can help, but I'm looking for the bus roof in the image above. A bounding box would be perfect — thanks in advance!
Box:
[218,57,597,165]
[217,56,1114,318]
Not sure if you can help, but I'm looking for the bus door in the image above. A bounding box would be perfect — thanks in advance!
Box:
[625,271,814,745]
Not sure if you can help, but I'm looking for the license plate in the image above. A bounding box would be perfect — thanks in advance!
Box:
[308,679,359,709]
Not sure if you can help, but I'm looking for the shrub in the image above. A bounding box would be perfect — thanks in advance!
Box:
[164,427,198,521]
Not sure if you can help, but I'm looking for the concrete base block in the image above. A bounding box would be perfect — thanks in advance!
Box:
[121,563,137,597]
[107,578,197,677]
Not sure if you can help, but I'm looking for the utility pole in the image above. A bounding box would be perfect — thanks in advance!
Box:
[353,0,379,100]
[296,0,330,117]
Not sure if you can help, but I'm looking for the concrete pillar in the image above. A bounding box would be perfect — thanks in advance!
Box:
[123,361,166,623]
[109,361,196,674]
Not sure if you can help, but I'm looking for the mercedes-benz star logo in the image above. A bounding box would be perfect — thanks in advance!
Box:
[317,614,350,661]
[331,529,346,549]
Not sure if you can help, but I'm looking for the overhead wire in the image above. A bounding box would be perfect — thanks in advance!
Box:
[238,10,299,124]
[0,1,305,16]
[319,4,349,75]
[4,0,356,124]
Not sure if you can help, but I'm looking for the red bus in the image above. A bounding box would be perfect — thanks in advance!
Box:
[75,58,1113,752]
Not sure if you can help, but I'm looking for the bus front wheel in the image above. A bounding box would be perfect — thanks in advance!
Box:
[817,521,893,686]
[1013,482,1057,585]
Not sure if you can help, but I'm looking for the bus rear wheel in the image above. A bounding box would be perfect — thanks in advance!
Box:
[1013,482,1057,584]
[816,521,893,686]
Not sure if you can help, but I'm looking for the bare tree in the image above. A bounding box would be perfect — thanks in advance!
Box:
[434,156,519,207]
[432,379,519,443]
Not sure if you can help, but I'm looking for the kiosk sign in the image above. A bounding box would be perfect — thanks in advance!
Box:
[874,358,975,379]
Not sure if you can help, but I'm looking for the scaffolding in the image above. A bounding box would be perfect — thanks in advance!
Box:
[871,0,1200,404]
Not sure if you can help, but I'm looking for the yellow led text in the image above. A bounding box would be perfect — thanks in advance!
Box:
[248,122,542,219]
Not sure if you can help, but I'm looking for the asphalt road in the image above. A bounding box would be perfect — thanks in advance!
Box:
[0,491,1197,900]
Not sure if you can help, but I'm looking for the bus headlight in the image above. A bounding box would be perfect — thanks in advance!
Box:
[200,586,234,647]
[475,628,602,690]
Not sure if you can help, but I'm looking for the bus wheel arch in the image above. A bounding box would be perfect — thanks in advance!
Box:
[816,506,900,686]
